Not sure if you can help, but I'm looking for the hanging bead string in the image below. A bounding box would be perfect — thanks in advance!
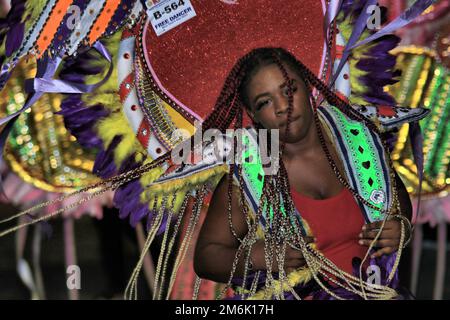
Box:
[249,270,261,297]
[164,194,192,300]
[231,106,253,297]
[160,195,191,299]
[0,149,172,227]
[166,185,208,297]
[227,162,243,242]
[217,166,272,299]
[271,178,289,300]
[125,195,168,300]
[0,152,173,238]
[153,194,177,300]
[192,275,203,300]
[315,16,336,102]
[225,104,254,244]
[124,195,159,300]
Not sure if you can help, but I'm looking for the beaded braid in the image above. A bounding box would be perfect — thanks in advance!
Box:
[271,53,295,153]
[202,50,259,132]
[280,50,381,134]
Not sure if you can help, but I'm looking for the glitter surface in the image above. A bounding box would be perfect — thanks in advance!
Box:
[144,0,325,119]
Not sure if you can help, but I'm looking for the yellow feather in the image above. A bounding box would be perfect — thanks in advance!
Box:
[237,267,313,300]
[24,0,48,30]
[96,111,145,166]
[82,93,121,111]
[81,32,122,109]
[143,164,229,212]
[144,164,228,195]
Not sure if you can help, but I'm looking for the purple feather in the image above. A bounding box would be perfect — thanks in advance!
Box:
[92,136,121,178]
[58,96,108,149]
[356,35,401,106]
[110,155,156,228]
[130,205,149,228]
[0,0,26,89]
[337,1,400,106]
[0,0,26,56]
[5,22,24,56]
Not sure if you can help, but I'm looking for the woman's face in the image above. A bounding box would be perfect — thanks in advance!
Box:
[244,63,313,143]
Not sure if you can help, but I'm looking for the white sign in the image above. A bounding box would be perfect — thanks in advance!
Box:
[147,0,197,36]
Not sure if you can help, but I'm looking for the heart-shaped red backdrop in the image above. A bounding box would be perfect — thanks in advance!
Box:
[144,0,326,121]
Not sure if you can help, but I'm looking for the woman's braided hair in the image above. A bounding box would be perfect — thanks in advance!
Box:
[201,47,379,232]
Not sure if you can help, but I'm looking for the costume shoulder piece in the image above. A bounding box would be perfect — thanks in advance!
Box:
[352,104,430,132]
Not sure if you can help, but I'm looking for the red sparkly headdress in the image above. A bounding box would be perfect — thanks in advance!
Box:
[142,0,327,120]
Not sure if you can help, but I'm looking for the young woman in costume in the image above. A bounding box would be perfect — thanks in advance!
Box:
[192,47,417,299]
[0,0,433,300]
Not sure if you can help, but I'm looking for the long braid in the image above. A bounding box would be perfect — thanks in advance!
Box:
[283,51,381,134]
[271,53,294,154]
[202,51,258,132]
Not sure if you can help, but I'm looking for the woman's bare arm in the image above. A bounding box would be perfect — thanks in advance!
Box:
[193,175,250,283]
[194,174,311,283]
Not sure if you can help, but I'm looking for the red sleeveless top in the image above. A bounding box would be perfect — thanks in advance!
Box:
[291,186,368,275]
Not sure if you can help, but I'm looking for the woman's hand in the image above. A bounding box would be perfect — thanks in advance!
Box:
[250,237,315,274]
[358,219,405,258]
